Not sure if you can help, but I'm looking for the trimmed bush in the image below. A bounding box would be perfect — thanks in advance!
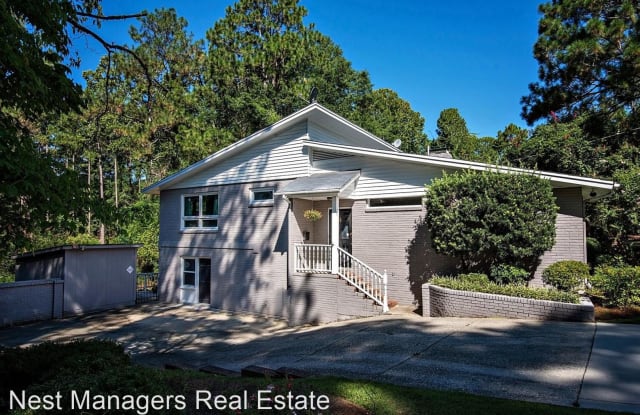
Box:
[424,170,557,273]
[458,273,490,284]
[542,260,590,292]
[490,264,530,285]
[590,265,640,307]
[431,275,580,304]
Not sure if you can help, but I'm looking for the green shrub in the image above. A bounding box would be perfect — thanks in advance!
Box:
[458,273,489,284]
[424,170,557,272]
[431,275,579,304]
[542,260,590,292]
[490,264,530,285]
[590,265,640,307]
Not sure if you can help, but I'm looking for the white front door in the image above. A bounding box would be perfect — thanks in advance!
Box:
[181,258,198,303]
[180,257,212,304]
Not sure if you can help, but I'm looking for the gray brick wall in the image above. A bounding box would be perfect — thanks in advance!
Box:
[422,283,594,322]
[531,187,586,286]
[288,273,383,325]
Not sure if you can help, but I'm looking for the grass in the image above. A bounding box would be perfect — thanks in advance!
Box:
[0,340,623,415]
[594,304,640,324]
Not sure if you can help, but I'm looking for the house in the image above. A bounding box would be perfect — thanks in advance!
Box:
[143,103,616,325]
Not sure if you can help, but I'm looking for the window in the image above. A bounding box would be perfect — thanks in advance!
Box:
[367,197,423,210]
[182,193,218,229]
[182,258,196,286]
[250,187,274,206]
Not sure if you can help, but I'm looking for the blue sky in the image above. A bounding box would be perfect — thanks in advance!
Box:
[70,0,543,138]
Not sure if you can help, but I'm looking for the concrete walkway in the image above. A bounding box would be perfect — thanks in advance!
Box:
[0,303,638,413]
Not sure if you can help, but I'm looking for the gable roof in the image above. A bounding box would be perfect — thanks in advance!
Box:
[304,141,617,200]
[143,103,398,195]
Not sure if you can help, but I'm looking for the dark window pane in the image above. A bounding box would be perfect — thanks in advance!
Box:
[184,258,195,272]
[183,196,199,216]
[202,219,218,228]
[184,220,199,228]
[199,258,211,278]
[183,272,195,286]
[202,194,218,215]
[369,197,422,207]
[253,190,273,202]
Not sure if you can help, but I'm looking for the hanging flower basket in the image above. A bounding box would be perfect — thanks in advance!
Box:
[303,209,323,222]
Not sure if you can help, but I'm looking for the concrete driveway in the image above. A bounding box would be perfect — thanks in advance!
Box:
[0,303,638,413]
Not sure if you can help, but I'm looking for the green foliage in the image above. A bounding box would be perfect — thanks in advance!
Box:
[590,265,640,307]
[509,119,600,176]
[431,275,580,304]
[352,88,428,154]
[116,198,159,271]
[433,108,477,159]
[522,0,640,124]
[589,165,640,265]
[542,261,590,292]
[458,273,490,285]
[424,170,557,273]
[489,264,530,285]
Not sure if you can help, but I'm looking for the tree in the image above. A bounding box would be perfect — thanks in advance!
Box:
[206,0,422,143]
[495,123,529,163]
[0,0,93,256]
[423,171,558,273]
[508,118,601,176]
[352,88,428,154]
[433,108,477,159]
[522,0,640,125]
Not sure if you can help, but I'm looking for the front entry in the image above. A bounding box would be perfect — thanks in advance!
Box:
[181,257,211,304]
[329,208,352,254]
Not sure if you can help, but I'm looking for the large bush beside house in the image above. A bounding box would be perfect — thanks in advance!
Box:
[590,265,640,307]
[424,170,558,273]
[542,260,590,292]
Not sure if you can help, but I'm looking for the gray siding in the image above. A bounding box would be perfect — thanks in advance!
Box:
[531,187,586,286]
[312,155,440,199]
[63,248,137,315]
[15,251,64,281]
[159,180,290,317]
[170,122,309,190]
[0,280,64,326]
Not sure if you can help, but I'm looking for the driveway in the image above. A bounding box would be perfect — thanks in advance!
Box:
[0,303,638,413]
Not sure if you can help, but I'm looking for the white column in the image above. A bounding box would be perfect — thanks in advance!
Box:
[331,195,339,273]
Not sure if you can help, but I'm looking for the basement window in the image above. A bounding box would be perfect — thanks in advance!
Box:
[366,197,423,211]
[250,187,274,207]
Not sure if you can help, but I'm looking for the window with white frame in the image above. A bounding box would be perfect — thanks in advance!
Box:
[182,193,219,229]
[249,187,274,206]
[182,258,196,286]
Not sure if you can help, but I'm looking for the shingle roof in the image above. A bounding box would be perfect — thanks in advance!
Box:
[277,171,360,196]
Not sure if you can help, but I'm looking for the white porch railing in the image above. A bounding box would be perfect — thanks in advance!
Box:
[294,243,388,312]
[337,247,388,312]
[294,244,332,273]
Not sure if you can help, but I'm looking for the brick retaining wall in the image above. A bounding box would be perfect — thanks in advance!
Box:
[422,283,594,322]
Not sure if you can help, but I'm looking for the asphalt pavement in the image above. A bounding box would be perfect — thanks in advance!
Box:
[0,303,638,413]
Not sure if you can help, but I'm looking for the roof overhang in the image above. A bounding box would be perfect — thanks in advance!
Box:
[276,171,360,200]
[305,141,618,201]
[142,103,397,195]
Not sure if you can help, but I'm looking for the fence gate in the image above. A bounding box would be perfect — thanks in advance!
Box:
[136,272,159,303]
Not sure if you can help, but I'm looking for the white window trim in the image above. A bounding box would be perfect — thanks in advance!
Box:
[181,192,219,231]
[181,257,197,288]
[249,187,275,207]
[365,197,424,212]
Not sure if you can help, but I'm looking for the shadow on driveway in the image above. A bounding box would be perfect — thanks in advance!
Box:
[0,303,603,409]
